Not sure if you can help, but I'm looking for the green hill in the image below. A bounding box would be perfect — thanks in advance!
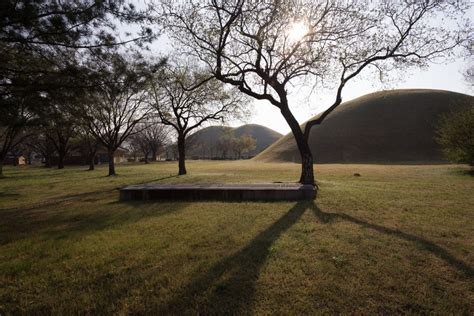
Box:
[187,124,282,159]
[255,89,473,163]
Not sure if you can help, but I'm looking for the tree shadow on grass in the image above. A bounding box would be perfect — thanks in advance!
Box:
[459,169,474,177]
[310,203,474,278]
[0,192,21,199]
[158,200,309,315]
[0,195,188,245]
[0,174,180,213]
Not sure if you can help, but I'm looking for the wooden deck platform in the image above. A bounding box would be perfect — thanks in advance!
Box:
[120,183,316,201]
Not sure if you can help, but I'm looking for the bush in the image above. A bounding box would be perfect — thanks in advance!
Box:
[436,106,474,166]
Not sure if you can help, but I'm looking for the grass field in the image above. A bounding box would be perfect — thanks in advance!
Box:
[0,161,473,314]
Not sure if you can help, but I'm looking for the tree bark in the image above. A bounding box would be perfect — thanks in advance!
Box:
[151,148,158,161]
[108,150,116,176]
[44,155,52,168]
[177,134,187,175]
[281,105,315,186]
[89,158,95,171]
[57,151,65,169]
[88,152,96,171]
[0,160,3,177]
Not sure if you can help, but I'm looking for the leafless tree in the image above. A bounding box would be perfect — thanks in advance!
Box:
[75,129,100,171]
[148,62,249,175]
[78,53,157,176]
[130,121,171,163]
[162,0,471,186]
[26,132,56,168]
[41,105,77,169]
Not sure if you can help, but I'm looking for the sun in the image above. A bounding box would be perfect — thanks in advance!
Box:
[287,21,310,43]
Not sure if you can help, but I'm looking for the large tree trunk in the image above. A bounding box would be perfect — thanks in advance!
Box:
[88,151,96,171]
[88,157,95,171]
[57,151,65,169]
[0,160,4,177]
[44,154,52,168]
[143,151,149,164]
[108,150,116,176]
[177,134,187,175]
[151,148,158,162]
[281,106,315,186]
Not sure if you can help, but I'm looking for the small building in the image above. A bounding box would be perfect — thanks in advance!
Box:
[4,154,26,166]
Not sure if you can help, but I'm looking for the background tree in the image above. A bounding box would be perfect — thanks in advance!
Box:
[41,104,77,169]
[127,135,146,163]
[436,106,474,166]
[0,1,159,175]
[0,96,35,176]
[130,121,171,163]
[217,128,236,159]
[163,0,471,186]
[75,129,100,171]
[149,62,249,175]
[26,132,56,168]
[78,53,159,176]
[234,135,257,159]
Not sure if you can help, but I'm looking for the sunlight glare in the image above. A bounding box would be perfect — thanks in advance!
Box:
[287,21,309,44]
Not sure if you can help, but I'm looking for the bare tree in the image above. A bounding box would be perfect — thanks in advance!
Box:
[149,62,248,175]
[41,105,77,169]
[27,132,56,168]
[79,53,157,176]
[130,121,171,163]
[163,0,471,186]
[75,129,100,171]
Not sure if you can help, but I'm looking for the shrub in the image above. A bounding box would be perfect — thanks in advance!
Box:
[436,106,474,166]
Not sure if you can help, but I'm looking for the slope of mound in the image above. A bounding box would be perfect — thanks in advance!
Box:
[255,89,473,163]
[187,124,282,158]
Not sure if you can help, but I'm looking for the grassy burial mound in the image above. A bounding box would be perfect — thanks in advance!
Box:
[187,124,282,159]
[256,89,473,163]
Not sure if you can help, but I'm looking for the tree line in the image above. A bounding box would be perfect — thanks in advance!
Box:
[0,51,249,176]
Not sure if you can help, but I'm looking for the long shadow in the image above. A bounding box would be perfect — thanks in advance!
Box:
[158,200,309,315]
[0,188,116,213]
[458,169,474,177]
[310,203,474,278]
[0,196,188,246]
[0,174,180,213]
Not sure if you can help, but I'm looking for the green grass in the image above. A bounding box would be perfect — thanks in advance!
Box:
[0,161,473,314]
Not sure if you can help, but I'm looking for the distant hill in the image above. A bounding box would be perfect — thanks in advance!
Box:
[187,124,282,159]
[255,89,473,163]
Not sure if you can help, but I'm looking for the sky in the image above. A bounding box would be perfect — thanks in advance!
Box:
[128,1,473,135]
